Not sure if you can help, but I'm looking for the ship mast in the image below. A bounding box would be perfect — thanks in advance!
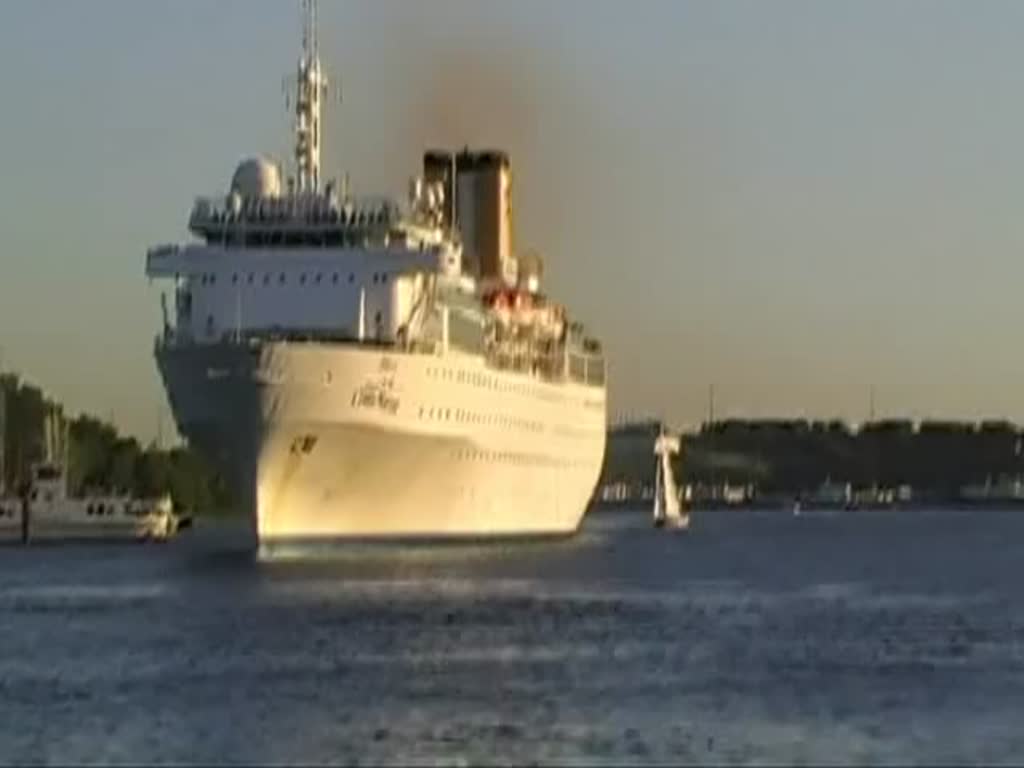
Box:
[294,0,328,193]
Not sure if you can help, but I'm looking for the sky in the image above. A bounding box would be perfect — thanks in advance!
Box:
[2,0,1024,442]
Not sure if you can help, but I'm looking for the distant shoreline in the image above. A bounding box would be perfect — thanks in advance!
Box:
[591,499,1024,513]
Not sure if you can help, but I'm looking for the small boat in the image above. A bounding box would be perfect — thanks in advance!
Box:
[0,404,189,543]
[0,461,189,543]
[653,426,689,530]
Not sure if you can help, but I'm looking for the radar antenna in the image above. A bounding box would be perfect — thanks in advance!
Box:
[293,0,328,193]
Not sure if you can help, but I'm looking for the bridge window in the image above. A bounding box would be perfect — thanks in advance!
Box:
[332,273,339,284]
[248,273,254,284]
[279,273,286,284]
[300,273,307,285]
[348,273,354,283]
[263,274,270,285]
[315,273,323,284]
[232,273,239,284]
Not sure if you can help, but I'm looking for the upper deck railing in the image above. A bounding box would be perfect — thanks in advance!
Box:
[185,192,451,250]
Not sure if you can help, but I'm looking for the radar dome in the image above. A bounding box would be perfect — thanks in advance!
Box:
[230,156,282,199]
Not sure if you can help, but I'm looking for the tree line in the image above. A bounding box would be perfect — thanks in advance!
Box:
[602,418,1024,499]
[1,373,232,513]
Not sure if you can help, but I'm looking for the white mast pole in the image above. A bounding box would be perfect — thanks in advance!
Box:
[62,407,70,499]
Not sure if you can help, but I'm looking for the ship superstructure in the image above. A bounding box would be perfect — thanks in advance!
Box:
[144,1,607,545]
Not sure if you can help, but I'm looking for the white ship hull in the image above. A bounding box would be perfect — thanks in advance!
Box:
[157,340,607,545]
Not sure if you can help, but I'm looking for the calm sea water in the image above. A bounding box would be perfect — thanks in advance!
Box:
[1,508,1023,766]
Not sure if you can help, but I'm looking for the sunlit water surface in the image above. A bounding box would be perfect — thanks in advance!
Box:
[2,508,1023,765]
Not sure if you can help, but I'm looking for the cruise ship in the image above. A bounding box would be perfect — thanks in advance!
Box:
[144,1,607,547]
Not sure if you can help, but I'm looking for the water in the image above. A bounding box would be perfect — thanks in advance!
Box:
[2,509,1023,765]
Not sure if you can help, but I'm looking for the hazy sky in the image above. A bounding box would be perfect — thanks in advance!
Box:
[3,0,1024,441]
